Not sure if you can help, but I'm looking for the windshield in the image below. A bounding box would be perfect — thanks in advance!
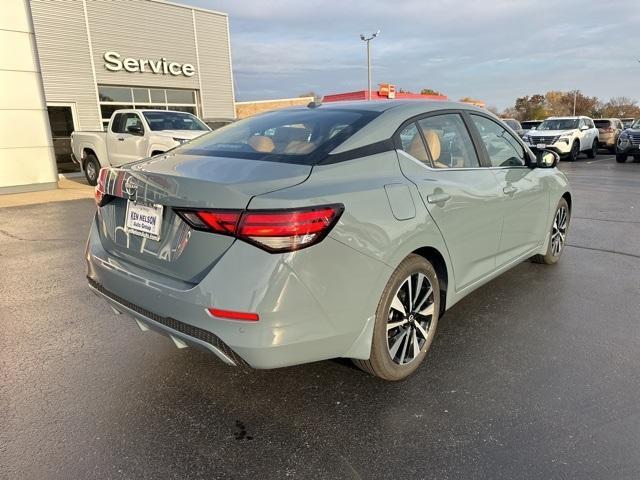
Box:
[174,108,380,164]
[631,120,640,129]
[142,111,209,131]
[537,119,579,131]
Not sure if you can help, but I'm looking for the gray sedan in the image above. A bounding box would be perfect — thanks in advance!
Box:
[87,100,571,380]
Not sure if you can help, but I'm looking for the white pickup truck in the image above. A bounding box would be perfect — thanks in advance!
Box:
[71,109,211,185]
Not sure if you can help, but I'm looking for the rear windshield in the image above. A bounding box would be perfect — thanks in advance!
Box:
[521,121,541,129]
[594,120,612,128]
[503,119,521,130]
[175,108,380,164]
[142,111,209,131]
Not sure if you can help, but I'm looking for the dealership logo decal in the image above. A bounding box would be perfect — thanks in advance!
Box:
[103,51,195,77]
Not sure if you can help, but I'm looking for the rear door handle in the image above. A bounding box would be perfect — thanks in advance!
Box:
[503,186,518,195]
[426,192,451,204]
[117,137,125,141]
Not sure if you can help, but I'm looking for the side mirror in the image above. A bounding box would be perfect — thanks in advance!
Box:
[580,125,589,131]
[533,149,559,168]
[127,125,143,136]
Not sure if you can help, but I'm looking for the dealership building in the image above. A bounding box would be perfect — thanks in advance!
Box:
[1,0,235,194]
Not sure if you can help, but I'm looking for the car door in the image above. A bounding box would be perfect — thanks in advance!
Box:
[396,112,503,291]
[467,113,549,266]
[108,112,148,166]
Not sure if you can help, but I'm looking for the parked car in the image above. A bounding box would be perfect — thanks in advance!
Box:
[71,109,211,185]
[501,118,524,137]
[521,120,543,133]
[616,118,640,163]
[523,116,599,161]
[87,101,571,381]
[594,118,624,153]
[621,118,635,129]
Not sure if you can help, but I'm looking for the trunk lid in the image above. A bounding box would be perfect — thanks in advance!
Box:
[97,153,311,283]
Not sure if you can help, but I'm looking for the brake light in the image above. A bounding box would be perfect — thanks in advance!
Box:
[175,204,344,253]
[95,168,112,207]
[207,308,259,322]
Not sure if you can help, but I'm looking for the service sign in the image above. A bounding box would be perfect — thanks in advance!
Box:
[104,51,196,77]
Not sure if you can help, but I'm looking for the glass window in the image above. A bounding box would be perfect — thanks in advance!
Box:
[101,104,133,121]
[47,106,74,137]
[122,113,143,133]
[142,111,208,131]
[132,88,150,103]
[111,113,125,133]
[470,115,526,167]
[150,89,166,103]
[99,86,132,102]
[177,108,379,164]
[166,89,195,104]
[398,123,428,162]
[168,105,196,115]
[418,114,480,168]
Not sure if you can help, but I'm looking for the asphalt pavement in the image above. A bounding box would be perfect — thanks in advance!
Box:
[2,154,640,479]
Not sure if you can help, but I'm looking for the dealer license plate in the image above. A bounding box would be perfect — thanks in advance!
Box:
[125,201,163,241]
[536,143,547,150]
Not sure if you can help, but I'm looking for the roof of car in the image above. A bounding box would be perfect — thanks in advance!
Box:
[304,100,489,154]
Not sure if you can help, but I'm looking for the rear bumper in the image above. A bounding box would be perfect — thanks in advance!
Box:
[88,278,247,366]
[85,213,390,369]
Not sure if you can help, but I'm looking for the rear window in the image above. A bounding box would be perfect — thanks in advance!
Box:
[175,108,380,164]
[503,119,521,131]
[594,120,612,129]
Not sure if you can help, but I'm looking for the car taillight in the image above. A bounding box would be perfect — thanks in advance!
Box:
[95,168,113,207]
[175,204,344,253]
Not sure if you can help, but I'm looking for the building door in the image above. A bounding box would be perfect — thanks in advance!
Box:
[47,104,79,173]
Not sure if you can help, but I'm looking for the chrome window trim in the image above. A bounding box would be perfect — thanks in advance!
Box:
[397,149,530,172]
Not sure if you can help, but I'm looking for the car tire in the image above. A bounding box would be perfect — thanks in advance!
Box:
[83,154,100,186]
[568,141,579,161]
[530,197,570,265]
[353,254,440,381]
[616,153,628,163]
[587,140,597,159]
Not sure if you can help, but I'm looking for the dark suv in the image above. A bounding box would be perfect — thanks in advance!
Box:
[616,119,640,163]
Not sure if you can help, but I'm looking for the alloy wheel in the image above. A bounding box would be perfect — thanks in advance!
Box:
[386,272,435,365]
[551,205,568,256]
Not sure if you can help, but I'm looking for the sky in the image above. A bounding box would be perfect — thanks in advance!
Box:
[183,0,640,110]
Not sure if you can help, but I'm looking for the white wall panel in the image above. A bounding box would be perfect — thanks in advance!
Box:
[30,0,102,130]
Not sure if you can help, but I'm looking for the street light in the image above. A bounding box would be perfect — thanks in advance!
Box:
[360,30,380,101]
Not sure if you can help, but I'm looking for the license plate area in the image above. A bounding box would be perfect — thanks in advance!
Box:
[536,143,547,150]
[125,201,163,241]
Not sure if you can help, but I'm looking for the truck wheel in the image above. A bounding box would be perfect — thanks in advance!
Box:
[84,154,100,186]
[587,140,597,159]
[616,153,628,163]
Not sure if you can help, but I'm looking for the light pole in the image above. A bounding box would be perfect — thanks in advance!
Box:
[573,90,577,116]
[360,30,380,101]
